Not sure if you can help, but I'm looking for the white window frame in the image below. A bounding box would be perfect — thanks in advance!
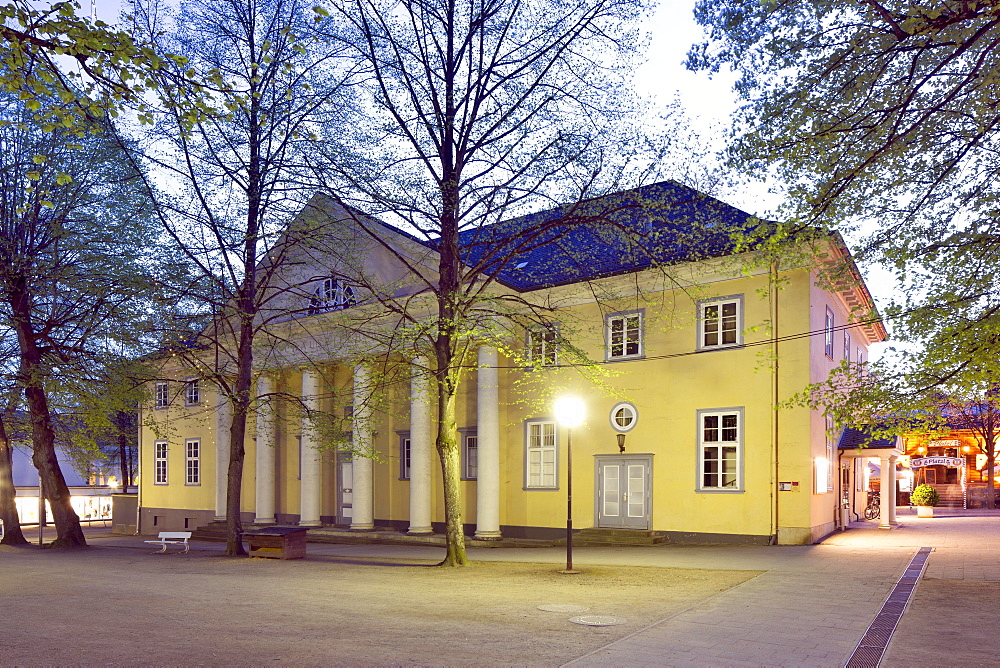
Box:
[527,325,559,367]
[154,381,169,409]
[843,331,852,362]
[610,402,638,432]
[824,307,835,359]
[524,419,557,489]
[461,430,478,480]
[606,311,643,361]
[185,438,200,485]
[154,441,168,485]
[697,408,743,492]
[698,296,743,350]
[817,416,835,494]
[184,378,200,406]
[308,277,356,315]
[399,433,411,480]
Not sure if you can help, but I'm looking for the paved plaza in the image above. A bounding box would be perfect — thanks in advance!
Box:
[2,508,999,665]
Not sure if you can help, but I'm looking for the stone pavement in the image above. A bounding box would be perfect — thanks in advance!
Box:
[77,507,1000,666]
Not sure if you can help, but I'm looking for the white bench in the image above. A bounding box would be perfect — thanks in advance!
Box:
[144,531,192,554]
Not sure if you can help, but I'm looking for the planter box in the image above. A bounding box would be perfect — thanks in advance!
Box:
[916,505,934,518]
[244,527,308,559]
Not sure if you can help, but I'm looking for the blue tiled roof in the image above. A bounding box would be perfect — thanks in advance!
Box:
[838,427,898,450]
[451,180,767,291]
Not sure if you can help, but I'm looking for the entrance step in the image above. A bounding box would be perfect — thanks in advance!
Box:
[192,523,555,548]
[932,484,966,509]
[555,528,666,547]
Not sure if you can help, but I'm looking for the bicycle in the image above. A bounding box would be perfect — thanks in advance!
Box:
[864,491,880,520]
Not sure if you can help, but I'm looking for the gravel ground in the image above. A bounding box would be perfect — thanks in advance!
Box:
[0,543,758,666]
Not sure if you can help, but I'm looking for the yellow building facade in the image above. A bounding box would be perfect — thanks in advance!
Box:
[139,182,886,545]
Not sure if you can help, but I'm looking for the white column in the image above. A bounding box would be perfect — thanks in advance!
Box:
[214,388,230,522]
[299,369,322,527]
[351,364,375,530]
[254,374,276,525]
[408,358,433,534]
[879,454,898,528]
[475,346,502,540]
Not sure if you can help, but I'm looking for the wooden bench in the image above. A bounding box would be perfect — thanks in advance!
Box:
[144,531,192,554]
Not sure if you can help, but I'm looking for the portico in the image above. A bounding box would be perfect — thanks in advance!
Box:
[239,350,502,538]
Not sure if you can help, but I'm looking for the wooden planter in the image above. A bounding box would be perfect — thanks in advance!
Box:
[244,527,308,559]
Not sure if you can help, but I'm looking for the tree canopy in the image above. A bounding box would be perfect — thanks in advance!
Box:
[689,1,1000,406]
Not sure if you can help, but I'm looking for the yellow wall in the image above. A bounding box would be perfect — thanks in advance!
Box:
[140,255,881,544]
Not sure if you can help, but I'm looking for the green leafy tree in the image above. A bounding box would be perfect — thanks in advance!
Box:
[312,0,655,565]
[689,1,1000,425]
[127,0,355,556]
[0,89,160,548]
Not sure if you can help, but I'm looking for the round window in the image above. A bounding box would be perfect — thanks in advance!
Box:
[609,402,637,432]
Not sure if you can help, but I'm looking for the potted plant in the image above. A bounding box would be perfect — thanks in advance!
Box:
[910,484,939,518]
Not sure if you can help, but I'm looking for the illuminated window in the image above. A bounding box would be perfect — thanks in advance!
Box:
[698,409,742,491]
[606,311,643,360]
[184,378,200,406]
[817,416,835,493]
[824,307,835,358]
[308,277,356,315]
[185,439,200,485]
[527,325,558,366]
[699,297,742,349]
[154,382,169,409]
[154,441,168,485]
[525,420,557,489]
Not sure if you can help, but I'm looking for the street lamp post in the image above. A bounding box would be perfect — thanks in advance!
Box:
[554,396,584,574]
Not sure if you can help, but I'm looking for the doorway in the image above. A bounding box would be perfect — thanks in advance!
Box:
[336,450,353,526]
[595,454,652,530]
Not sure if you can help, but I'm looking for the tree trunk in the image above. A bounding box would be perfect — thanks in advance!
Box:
[0,412,28,545]
[435,379,468,566]
[8,288,85,548]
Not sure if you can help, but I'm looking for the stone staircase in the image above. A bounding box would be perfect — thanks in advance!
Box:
[554,527,666,547]
[192,522,556,547]
[933,484,966,509]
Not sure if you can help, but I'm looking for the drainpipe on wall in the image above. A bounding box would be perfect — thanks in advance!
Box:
[770,260,780,545]
[135,401,142,536]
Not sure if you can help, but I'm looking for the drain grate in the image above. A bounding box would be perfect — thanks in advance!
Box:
[845,547,932,667]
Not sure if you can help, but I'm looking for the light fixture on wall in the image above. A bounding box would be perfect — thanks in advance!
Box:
[617,433,626,453]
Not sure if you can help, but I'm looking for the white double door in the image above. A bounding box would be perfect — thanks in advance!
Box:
[595,455,652,530]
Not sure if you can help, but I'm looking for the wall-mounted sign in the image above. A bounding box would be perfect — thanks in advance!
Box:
[911,457,965,468]
[928,440,960,449]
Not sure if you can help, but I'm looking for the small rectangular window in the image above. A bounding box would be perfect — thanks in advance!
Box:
[606,312,643,360]
[824,307,835,358]
[843,331,851,362]
[527,325,558,366]
[857,347,865,366]
[154,382,169,409]
[525,420,557,489]
[699,297,742,349]
[185,439,200,485]
[463,433,478,480]
[154,441,168,485]
[399,435,411,480]
[185,378,200,406]
[698,409,742,491]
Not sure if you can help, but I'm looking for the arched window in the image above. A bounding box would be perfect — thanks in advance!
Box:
[308,278,356,315]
